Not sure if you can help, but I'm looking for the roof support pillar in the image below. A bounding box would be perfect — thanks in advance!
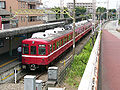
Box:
[9,37,12,56]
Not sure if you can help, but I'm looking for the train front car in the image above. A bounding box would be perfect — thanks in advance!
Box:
[22,33,49,70]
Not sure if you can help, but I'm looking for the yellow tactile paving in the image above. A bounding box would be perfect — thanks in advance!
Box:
[0,58,18,68]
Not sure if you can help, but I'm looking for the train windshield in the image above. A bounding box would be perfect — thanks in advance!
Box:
[38,45,46,55]
[23,44,29,54]
[31,46,36,55]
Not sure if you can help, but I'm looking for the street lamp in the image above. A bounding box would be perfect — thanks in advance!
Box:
[100,12,107,31]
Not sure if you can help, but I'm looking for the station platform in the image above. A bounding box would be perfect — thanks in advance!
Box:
[99,21,120,90]
[0,50,21,74]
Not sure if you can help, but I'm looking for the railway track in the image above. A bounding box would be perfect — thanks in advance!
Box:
[18,69,47,83]
[16,30,93,87]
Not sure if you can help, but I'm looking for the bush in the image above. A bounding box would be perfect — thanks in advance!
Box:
[66,38,93,87]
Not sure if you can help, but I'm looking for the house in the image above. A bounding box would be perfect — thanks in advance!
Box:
[0,0,44,27]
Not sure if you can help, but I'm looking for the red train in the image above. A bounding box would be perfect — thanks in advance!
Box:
[22,20,93,70]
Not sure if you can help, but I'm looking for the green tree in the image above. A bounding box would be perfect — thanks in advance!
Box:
[96,7,107,20]
[109,9,116,19]
[75,7,86,16]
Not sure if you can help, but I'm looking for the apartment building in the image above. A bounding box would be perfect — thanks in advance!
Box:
[67,2,93,14]
[0,0,43,27]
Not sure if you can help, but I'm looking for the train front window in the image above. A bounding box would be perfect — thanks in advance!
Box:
[23,44,29,54]
[31,46,36,55]
[38,45,46,55]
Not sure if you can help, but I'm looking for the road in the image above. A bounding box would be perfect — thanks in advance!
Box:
[98,21,120,90]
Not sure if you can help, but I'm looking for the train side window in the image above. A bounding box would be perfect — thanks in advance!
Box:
[53,43,55,51]
[75,32,77,36]
[67,35,69,42]
[59,40,61,46]
[71,34,73,39]
[61,39,63,46]
[50,44,52,53]
[38,45,46,55]
[59,40,60,47]
[69,35,71,41]
[63,37,66,44]
[31,46,36,55]
[56,41,59,49]
[66,36,68,42]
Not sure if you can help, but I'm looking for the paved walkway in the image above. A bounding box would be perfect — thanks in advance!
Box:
[99,21,120,90]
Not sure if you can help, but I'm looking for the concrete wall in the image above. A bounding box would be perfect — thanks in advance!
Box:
[17,16,44,27]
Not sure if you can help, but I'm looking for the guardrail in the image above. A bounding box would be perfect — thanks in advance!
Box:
[78,29,101,90]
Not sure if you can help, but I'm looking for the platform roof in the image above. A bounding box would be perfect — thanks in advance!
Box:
[0,22,65,38]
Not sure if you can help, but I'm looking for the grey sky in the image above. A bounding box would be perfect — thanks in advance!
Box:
[42,0,120,9]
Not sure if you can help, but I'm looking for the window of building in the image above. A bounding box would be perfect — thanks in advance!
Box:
[29,4,35,9]
[21,16,23,22]
[24,17,25,22]
[21,2,22,8]
[0,1,6,9]
[23,3,25,8]
[28,16,37,22]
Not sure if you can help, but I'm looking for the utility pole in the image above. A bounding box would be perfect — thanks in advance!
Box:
[107,0,109,20]
[60,0,64,19]
[92,0,96,32]
[73,0,76,56]
[116,1,120,28]
[116,1,118,27]
[118,5,120,24]
[9,6,13,56]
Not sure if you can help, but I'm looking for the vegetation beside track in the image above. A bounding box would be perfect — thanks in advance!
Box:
[65,34,97,88]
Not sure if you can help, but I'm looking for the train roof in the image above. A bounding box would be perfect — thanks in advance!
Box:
[30,28,72,42]
[23,20,91,43]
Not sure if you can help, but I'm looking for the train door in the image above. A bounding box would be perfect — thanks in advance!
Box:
[29,45,37,70]
[30,45,37,62]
